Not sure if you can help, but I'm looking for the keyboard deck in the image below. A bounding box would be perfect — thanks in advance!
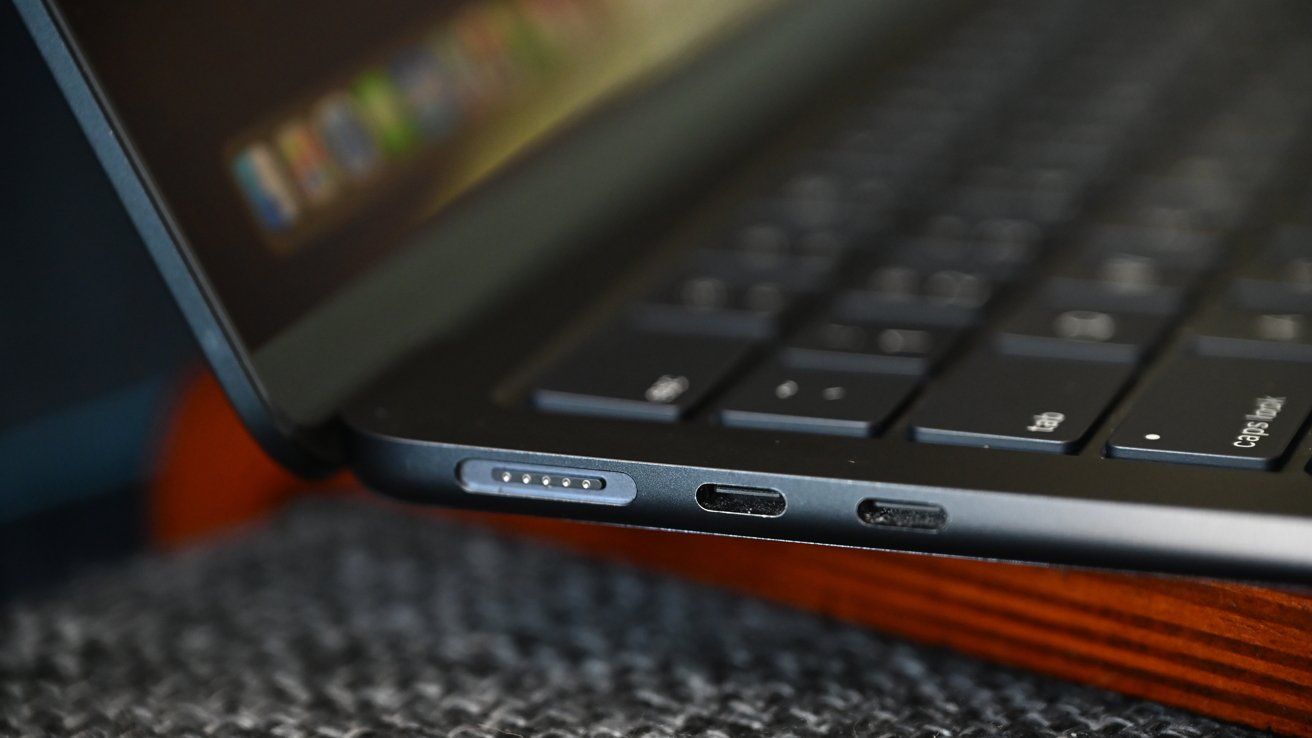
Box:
[530,0,1312,474]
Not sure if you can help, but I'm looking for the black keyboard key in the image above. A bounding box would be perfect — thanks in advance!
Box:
[766,164,900,232]
[833,111,963,178]
[718,363,918,437]
[989,139,1115,190]
[1231,225,1312,312]
[784,318,960,375]
[533,329,754,422]
[888,215,1042,280]
[937,181,1078,228]
[815,148,948,200]
[1042,253,1199,314]
[838,265,995,325]
[1191,307,1312,362]
[1232,274,1312,313]
[996,306,1171,362]
[720,214,857,261]
[1103,175,1253,233]
[910,353,1132,453]
[1106,356,1312,470]
[635,274,799,339]
[690,249,837,292]
[1079,223,1222,271]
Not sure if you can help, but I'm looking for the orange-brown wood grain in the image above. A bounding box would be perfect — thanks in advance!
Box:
[155,373,1312,736]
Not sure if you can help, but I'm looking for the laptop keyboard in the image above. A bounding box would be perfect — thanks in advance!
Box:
[530,0,1312,472]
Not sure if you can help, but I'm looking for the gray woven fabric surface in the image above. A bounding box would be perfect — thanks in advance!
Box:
[0,499,1268,737]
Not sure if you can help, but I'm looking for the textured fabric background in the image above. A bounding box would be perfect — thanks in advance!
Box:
[0,499,1269,737]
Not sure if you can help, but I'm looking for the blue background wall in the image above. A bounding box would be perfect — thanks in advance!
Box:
[1,1,195,596]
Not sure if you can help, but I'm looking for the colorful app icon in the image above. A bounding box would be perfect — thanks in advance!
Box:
[453,5,520,95]
[275,121,339,206]
[352,70,418,158]
[429,30,488,111]
[489,2,551,75]
[230,142,300,232]
[312,92,381,180]
[388,48,460,139]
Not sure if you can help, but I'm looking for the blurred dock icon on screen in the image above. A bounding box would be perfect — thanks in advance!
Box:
[275,120,341,206]
[353,70,420,158]
[230,143,301,231]
[312,92,382,181]
[389,48,462,139]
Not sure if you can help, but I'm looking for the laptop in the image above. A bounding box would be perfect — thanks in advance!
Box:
[16,0,1312,583]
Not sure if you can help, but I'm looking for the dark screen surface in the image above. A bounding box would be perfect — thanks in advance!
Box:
[50,0,765,347]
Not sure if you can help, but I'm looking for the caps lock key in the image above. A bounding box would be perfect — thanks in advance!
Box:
[1106,356,1312,470]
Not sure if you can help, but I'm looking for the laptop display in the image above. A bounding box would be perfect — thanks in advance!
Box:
[53,0,768,347]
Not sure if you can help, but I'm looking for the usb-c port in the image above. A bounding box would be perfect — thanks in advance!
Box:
[857,499,946,531]
[696,484,785,517]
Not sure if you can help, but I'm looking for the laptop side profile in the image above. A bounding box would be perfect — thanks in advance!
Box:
[16,0,1312,584]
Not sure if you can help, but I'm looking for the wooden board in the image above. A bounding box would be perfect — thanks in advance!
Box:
[155,374,1312,736]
